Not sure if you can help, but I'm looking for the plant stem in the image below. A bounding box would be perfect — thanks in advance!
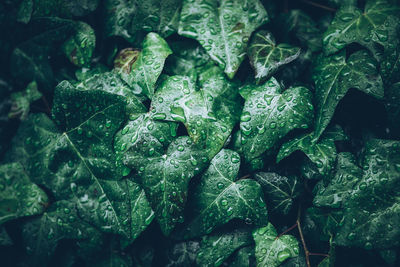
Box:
[297,205,311,267]
[276,222,298,240]
[301,0,337,12]
[41,95,51,115]
[237,174,250,180]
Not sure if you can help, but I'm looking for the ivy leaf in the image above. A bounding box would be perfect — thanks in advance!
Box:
[239,77,314,161]
[5,84,154,241]
[114,113,178,172]
[0,226,12,246]
[21,200,100,266]
[8,81,42,121]
[277,125,348,176]
[254,172,302,215]
[151,69,240,158]
[104,0,182,42]
[62,22,95,67]
[115,32,172,99]
[312,49,384,140]
[178,0,269,78]
[248,30,301,84]
[276,10,322,52]
[313,139,400,249]
[381,43,400,85]
[73,72,146,115]
[0,162,48,224]
[230,246,255,267]
[385,82,400,132]
[196,227,253,267]
[253,223,299,267]
[125,136,209,236]
[180,149,268,238]
[322,0,400,55]
[165,240,199,267]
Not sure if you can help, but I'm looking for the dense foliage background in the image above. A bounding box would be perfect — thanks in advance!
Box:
[1,0,400,266]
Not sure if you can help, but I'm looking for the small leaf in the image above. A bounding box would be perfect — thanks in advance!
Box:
[8,81,42,121]
[0,162,48,224]
[248,30,300,84]
[253,223,299,267]
[196,227,253,267]
[239,77,314,161]
[254,172,302,215]
[115,32,172,99]
[312,49,384,139]
[277,125,348,176]
[62,22,96,67]
[180,149,268,238]
[179,0,269,78]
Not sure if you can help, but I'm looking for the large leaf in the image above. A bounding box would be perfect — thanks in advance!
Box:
[104,0,182,41]
[8,80,42,121]
[312,49,384,140]
[277,125,348,176]
[248,30,300,84]
[5,84,154,241]
[254,172,302,215]
[180,149,268,238]
[0,162,48,224]
[21,200,100,266]
[253,223,299,267]
[313,139,400,249]
[239,77,314,160]
[151,68,240,158]
[322,0,400,55]
[196,227,253,267]
[125,136,209,236]
[115,32,172,99]
[178,0,269,78]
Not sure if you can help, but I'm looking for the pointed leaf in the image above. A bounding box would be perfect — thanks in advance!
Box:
[312,49,384,139]
[0,162,48,224]
[254,172,302,215]
[196,227,253,267]
[248,30,300,84]
[239,77,314,160]
[115,32,172,99]
[253,223,299,267]
[181,149,268,238]
[322,0,400,55]
[151,70,240,158]
[125,136,209,236]
[179,0,269,78]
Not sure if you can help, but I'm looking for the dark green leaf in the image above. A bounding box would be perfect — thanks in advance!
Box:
[180,149,268,238]
[151,68,240,158]
[196,227,253,267]
[385,82,400,132]
[115,32,172,99]
[248,30,300,84]
[125,136,209,236]
[8,81,42,121]
[277,125,348,176]
[253,223,299,267]
[230,246,255,267]
[178,0,269,78]
[104,0,182,42]
[322,0,400,55]
[239,77,314,160]
[0,162,48,224]
[165,240,199,267]
[254,172,302,215]
[312,49,384,139]
[0,226,12,246]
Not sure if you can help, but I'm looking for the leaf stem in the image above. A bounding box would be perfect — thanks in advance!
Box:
[297,205,311,267]
[41,95,51,115]
[301,0,337,12]
[237,174,250,180]
[309,252,329,257]
[276,222,298,240]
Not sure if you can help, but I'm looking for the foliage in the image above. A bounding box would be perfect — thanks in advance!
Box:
[1,0,400,266]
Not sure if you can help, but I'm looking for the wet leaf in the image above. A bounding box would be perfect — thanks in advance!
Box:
[248,30,300,84]
[239,77,314,161]
[179,0,269,78]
